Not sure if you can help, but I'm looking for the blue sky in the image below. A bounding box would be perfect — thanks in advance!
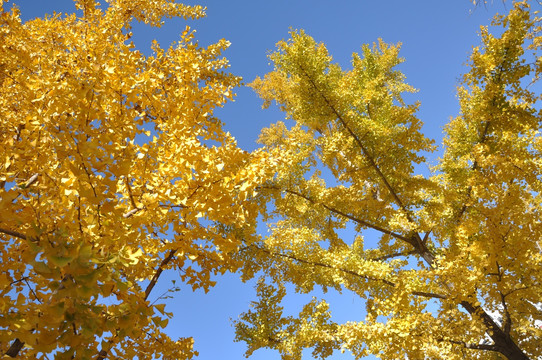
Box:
[11,1,509,359]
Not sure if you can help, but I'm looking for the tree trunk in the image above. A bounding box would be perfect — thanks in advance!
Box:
[461,301,530,360]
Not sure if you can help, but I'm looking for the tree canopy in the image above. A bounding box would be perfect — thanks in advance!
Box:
[234,2,542,359]
[1,0,542,360]
[0,0,268,358]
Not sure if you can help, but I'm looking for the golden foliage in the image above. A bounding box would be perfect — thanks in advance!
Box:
[234,2,541,359]
[0,1,268,358]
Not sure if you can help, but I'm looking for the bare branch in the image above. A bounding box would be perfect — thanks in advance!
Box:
[145,249,176,300]
[0,227,28,241]
[5,338,24,358]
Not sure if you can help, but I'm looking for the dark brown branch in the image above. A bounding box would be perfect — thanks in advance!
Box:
[500,291,512,335]
[460,301,529,360]
[23,278,42,304]
[5,339,24,358]
[96,249,178,360]
[145,249,176,300]
[0,228,28,241]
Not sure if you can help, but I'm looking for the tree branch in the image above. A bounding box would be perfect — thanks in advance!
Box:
[5,339,24,358]
[369,250,417,262]
[21,173,39,189]
[0,227,28,241]
[256,245,395,286]
[296,65,434,262]
[96,249,177,360]
[460,301,528,359]
[262,185,413,245]
[123,207,142,218]
[145,249,176,300]
[438,337,498,352]
[297,65,411,221]
[252,244,446,300]
[412,291,447,300]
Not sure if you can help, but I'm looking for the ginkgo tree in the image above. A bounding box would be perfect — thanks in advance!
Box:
[0,0,268,359]
[234,1,542,359]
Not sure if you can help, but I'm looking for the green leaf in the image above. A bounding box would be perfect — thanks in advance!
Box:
[33,261,52,275]
[49,255,73,267]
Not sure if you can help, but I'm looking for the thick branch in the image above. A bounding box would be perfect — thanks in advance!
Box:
[0,228,27,241]
[5,339,24,358]
[460,301,529,360]
[145,249,176,300]
[501,291,512,335]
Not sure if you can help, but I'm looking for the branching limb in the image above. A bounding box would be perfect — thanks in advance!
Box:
[256,245,395,286]
[0,228,28,241]
[97,248,178,360]
[438,338,498,352]
[500,291,512,335]
[263,185,413,245]
[297,65,412,221]
[145,249,177,300]
[251,244,447,300]
[296,65,435,262]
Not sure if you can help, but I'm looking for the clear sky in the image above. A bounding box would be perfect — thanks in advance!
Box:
[10,1,509,359]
